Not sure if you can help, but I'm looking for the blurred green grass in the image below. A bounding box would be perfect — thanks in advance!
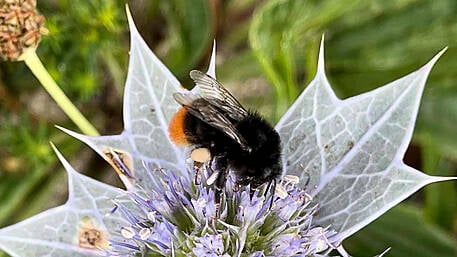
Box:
[0,0,455,256]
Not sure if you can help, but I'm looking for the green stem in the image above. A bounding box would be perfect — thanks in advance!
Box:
[23,51,99,136]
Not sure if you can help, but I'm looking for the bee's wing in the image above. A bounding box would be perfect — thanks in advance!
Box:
[173,92,251,152]
[189,70,248,120]
[173,92,197,105]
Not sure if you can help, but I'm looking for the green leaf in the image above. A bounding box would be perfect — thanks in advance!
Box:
[345,204,457,257]
[421,132,457,230]
[39,0,127,99]
[0,117,56,227]
[250,0,457,163]
[416,92,457,161]
[160,0,212,78]
[249,0,367,119]
[324,0,457,160]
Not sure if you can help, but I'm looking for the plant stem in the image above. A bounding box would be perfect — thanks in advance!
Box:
[23,51,99,136]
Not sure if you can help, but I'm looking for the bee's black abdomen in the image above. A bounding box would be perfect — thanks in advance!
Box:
[229,112,282,186]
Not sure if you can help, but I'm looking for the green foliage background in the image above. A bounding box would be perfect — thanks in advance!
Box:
[0,0,455,256]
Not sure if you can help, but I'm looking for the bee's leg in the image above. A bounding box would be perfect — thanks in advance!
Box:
[211,187,221,232]
[207,155,216,176]
[248,178,257,198]
[264,179,276,210]
[233,181,239,192]
[206,156,220,186]
[192,161,203,185]
[214,170,227,218]
[211,173,227,230]
[214,187,222,219]
[211,156,228,226]
[249,187,255,198]
[265,179,276,210]
[263,179,275,198]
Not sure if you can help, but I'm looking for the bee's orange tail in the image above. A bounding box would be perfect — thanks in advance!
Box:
[168,107,190,146]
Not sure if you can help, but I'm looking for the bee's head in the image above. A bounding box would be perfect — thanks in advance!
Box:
[232,155,282,188]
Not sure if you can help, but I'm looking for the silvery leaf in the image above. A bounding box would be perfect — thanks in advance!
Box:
[0,145,129,257]
[276,38,455,242]
[60,8,188,191]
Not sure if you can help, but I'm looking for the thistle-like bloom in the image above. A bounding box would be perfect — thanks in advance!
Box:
[0,0,48,61]
[106,165,339,257]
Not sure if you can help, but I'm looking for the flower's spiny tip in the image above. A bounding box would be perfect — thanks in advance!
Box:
[317,34,326,75]
[49,142,77,177]
[207,40,217,78]
[422,46,447,72]
[125,4,134,28]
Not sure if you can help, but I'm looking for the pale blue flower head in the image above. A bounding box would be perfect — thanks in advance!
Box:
[105,164,338,256]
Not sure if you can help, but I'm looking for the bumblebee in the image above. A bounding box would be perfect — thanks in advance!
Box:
[168,70,282,216]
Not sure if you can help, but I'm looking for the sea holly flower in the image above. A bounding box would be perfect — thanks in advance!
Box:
[0,7,455,257]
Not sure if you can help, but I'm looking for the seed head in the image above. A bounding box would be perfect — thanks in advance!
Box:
[0,0,48,61]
